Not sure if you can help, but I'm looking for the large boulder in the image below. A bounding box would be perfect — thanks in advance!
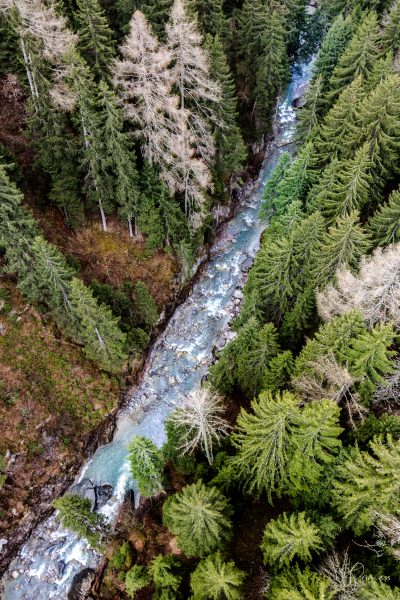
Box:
[67,568,95,600]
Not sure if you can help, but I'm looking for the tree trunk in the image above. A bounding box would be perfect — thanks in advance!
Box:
[20,38,39,99]
[99,203,108,232]
[128,218,133,238]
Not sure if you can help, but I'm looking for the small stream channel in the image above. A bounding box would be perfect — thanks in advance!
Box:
[1,57,313,599]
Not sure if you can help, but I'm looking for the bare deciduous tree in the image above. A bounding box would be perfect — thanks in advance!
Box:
[320,551,364,600]
[317,244,400,327]
[113,10,208,224]
[292,354,368,428]
[372,361,400,409]
[170,386,230,464]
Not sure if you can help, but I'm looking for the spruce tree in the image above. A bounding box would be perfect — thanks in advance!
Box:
[97,80,140,236]
[54,494,108,550]
[262,351,294,392]
[296,75,325,143]
[259,152,292,223]
[141,0,173,39]
[125,565,151,597]
[128,436,164,496]
[315,76,365,164]
[133,281,159,330]
[381,0,400,54]
[254,5,289,130]
[344,323,396,385]
[368,189,400,246]
[333,435,400,534]
[162,481,232,557]
[311,211,370,288]
[362,579,400,600]
[230,391,300,500]
[205,34,247,188]
[76,0,115,78]
[237,0,269,71]
[188,0,228,40]
[261,512,324,568]
[190,552,245,600]
[357,74,400,177]
[328,12,381,101]
[270,567,335,600]
[312,13,354,88]
[69,277,127,372]
[319,143,374,222]
[150,555,182,596]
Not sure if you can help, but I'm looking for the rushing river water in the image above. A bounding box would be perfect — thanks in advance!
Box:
[1,58,313,599]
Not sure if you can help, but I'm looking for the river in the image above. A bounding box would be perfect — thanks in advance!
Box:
[1,57,313,599]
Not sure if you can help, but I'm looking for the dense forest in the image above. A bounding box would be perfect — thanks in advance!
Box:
[3,0,400,598]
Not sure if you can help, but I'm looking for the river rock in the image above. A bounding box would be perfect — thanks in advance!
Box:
[241,257,253,272]
[95,484,113,509]
[67,568,96,600]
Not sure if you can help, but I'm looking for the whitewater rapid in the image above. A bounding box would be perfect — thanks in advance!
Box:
[1,58,313,599]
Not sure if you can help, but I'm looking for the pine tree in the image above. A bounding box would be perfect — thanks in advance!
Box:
[344,323,396,385]
[69,277,127,372]
[357,74,400,177]
[315,76,365,164]
[190,552,245,600]
[75,0,115,78]
[333,435,400,534]
[312,13,354,88]
[141,0,173,39]
[54,494,108,550]
[319,143,374,222]
[381,0,400,54]
[162,481,232,557]
[230,391,301,500]
[97,80,139,236]
[128,435,164,496]
[368,189,400,246]
[296,75,325,143]
[205,34,247,188]
[261,512,324,568]
[270,567,335,600]
[311,211,370,288]
[254,5,289,130]
[328,12,381,101]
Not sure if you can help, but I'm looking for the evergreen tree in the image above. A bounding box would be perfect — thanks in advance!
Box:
[237,0,269,71]
[362,579,400,600]
[190,552,245,600]
[54,494,108,550]
[262,350,294,392]
[381,0,400,54]
[128,436,164,496]
[343,323,396,387]
[261,512,324,568]
[139,164,187,250]
[368,189,400,246]
[141,0,173,39]
[230,391,300,500]
[205,34,247,188]
[254,5,289,130]
[124,565,151,598]
[312,13,354,87]
[319,143,374,222]
[357,74,400,177]
[162,481,232,557]
[68,55,114,231]
[315,76,365,164]
[328,12,381,101]
[311,211,370,288]
[149,555,182,596]
[188,0,228,40]
[97,80,140,236]
[259,152,292,223]
[69,277,127,372]
[270,568,335,600]
[134,281,159,330]
[296,75,325,143]
[76,0,115,78]
[333,435,400,534]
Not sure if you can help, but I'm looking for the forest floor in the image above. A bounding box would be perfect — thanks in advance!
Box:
[0,74,181,574]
